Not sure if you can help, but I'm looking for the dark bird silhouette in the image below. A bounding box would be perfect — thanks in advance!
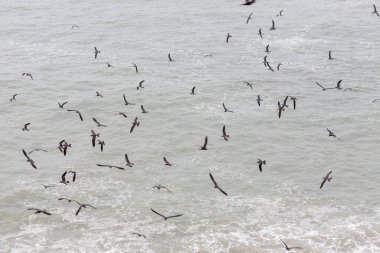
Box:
[257,159,266,172]
[22,73,33,79]
[97,164,125,170]
[168,53,175,62]
[132,63,138,74]
[269,20,276,30]
[267,62,275,72]
[315,81,333,91]
[91,130,99,147]
[257,95,263,107]
[116,112,128,118]
[246,13,253,24]
[28,149,47,154]
[10,94,18,102]
[96,91,103,98]
[290,97,296,110]
[68,171,76,182]
[123,94,135,105]
[281,240,303,251]
[277,101,286,118]
[98,140,105,152]
[226,33,232,43]
[244,81,253,89]
[22,123,31,131]
[22,149,36,169]
[130,117,140,133]
[263,55,267,66]
[106,62,113,68]
[67,109,83,121]
[152,184,171,193]
[258,28,263,39]
[75,202,96,216]
[373,4,379,16]
[221,125,229,141]
[320,170,332,189]
[223,103,234,113]
[209,173,228,196]
[190,86,196,95]
[150,208,183,221]
[27,208,51,215]
[277,63,282,71]
[132,233,146,239]
[137,80,145,90]
[265,44,270,53]
[71,25,79,29]
[93,118,106,127]
[125,154,134,167]
[141,105,148,113]
[60,171,69,184]
[276,10,284,16]
[328,50,333,60]
[58,197,77,203]
[326,128,336,138]
[163,157,172,166]
[199,136,208,150]
[58,101,68,108]
[372,99,380,103]
[241,0,256,5]
[94,47,101,59]
[336,80,343,90]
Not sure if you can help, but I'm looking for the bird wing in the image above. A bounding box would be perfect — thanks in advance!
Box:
[209,173,217,187]
[75,206,83,216]
[112,166,125,170]
[222,125,226,136]
[31,162,37,169]
[320,178,327,189]
[22,149,30,159]
[163,157,169,164]
[123,94,127,103]
[130,123,136,133]
[125,154,130,163]
[151,208,166,219]
[272,20,275,27]
[167,214,183,219]
[217,187,228,196]
[61,171,67,182]
[204,136,208,147]
[223,103,227,111]
[93,118,99,125]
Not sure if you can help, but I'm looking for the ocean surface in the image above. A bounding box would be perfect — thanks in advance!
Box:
[1,0,380,252]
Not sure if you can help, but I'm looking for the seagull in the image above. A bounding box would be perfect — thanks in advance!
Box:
[163,157,172,166]
[125,154,134,167]
[28,148,48,154]
[263,55,267,66]
[152,184,172,193]
[241,0,256,5]
[130,117,140,133]
[209,173,228,196]
[91,130,99,147]
[226,33,232,43]
[168,53,175,62]
[258,28,263,38]
[75,202,96,216]
[132,63,138,74]
[373,4,379,16]
[22,73,33,79]
[326,128,336,138]
[267,62,275,72]
[71,25,79,29]
[22,149,37,169]
[269,20,276,30]
[280,240,303,251]
[60,171,69,184]
[137,80,145,90]
[116,112,128,118]
[41,184,54,189]
[320,170,333,189]
[105,62,113,68]
[97,164,125,170]
[222,103,233,113]
[10,94,18,102]
[315,81,333,91]
[190,86,196,95]
[290,97,296,110]
[67,109,83,121]
[94,47,101,59]
[276,10,284,16]
[277,63,282,71]
[265,44,270,53]
[244,81,253,89]
[96,91,103,97]
[123,94,135,105]
[150,208,183,221]
[199,136,208,150]
[246,13,253,24]
[221,125,229,141]
[22,123,31,131]
[257,159,266,172]
[27,208,51,215]
[93,118,106,127]
[132,233,146,239]
[141,105,148,113]
[58,197,77,203]
[59,140,71,156]
[328,50,333,60]
[335,80,343,90]
[277,101,285,118]
[58,102,68,108]
[257,95,263,107]
[98,140,105,152]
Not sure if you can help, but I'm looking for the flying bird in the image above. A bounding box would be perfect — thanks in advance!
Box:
[168,53,175,62]
[258,28,263,38]
[150,208,183,221]
[98,140,105,152]
[22,149,37,169]
[320,170,333,189]
[28,149,48,154]
[221,125,229,141]
[277,63,282,71]
[335,80,343,90]
[152,184,172,193]
[94,47,101,59]
[263,55,267,66]
[125,154,134,167]
[328,50,333,60]
[277,101,285,118]
[123,94,135,105]
[198,136,208,150]
[71,25,79,29]
[41,184,54,189]
[10,94,18,102]
[58,101,68,108]
[60,171,69,185]
[27,208,51,215]
[276,10,284,16]
[130,117,140,133]
[209,173,228,196]
[91,130,99,147]
[22,73,33,79]
[75,202,96,216]
[257,159,266,172]
[280,240,303,251]
[140,105,148,113]
[163,157,172,166]
[241,0,256,5]
[226,33,232,43]
[190,86,196,95]
[222,103,234,113]
[132,233,146,239]
[105,62,113,68]
[93,118,106,127]
[96,91,103,97]
[137,80,145,90]
[290,97,296,110]
[244,81,253,89]
[246,13,253,24]
[326,128,336,138]
[116,112,128,118]
[265,44,270,53]
[67,109,83,121]
[373,4,379,16]
[96,164,125,170]
[267,62,275,72]
[132,63,138,74]
[22,123,31,131]
[257,95,263,107]
[269,20,276,30]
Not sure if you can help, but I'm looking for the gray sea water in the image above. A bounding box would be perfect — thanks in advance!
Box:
[1,0,380,252]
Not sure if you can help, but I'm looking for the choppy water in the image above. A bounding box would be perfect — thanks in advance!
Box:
[1,0,380,252]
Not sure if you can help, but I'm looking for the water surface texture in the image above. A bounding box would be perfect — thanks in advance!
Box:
[1,0,380,252]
